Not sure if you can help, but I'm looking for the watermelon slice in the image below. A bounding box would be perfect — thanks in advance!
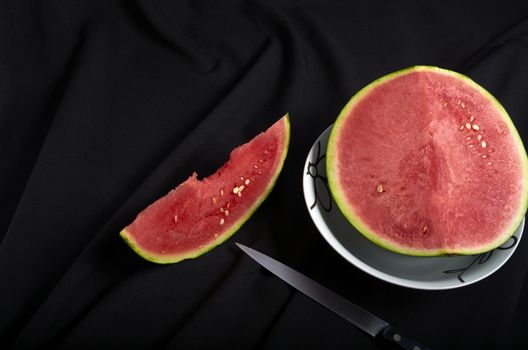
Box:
[327,66,528,256]
[120,115,290,263]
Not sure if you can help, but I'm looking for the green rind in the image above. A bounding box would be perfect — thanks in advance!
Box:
[120,114,291,264]
[327,66,528,256]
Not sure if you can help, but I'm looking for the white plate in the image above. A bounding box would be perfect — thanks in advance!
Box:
[303,125,525,290]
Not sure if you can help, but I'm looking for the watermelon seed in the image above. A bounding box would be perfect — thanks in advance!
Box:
[481,141,487,148]
[227,203,230,208]
[233,187,240,194]
[482,155,487,159]
[254,165,258,169]
[238,192,242,197]
[488,162,492,166]
[220,189,224,196]
[465,123,471,129]
[225,210,229,216]
[174,215,178,223]
[459,125,464,130]
[240,177,244,181]
[239,185,245,192]
[461,102,465,108]
[219,218,225,225]
[376,184,384,193]
[259,159,264,163]
[477,134,482,141]
[422,226,429,234]
[469,145,474,148]
[220,208,224,212]
[212,197,217,204]
[443,102,447,107]
[245,179,250,185]
[472,124,480,131]
[258,171,262,175]
[469,115,475,122]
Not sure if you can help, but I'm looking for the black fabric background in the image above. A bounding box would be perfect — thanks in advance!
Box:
[1,0,528,349]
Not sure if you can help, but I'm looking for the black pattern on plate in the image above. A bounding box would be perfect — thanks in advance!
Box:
[307,141,332,212]
[443,235,518,283]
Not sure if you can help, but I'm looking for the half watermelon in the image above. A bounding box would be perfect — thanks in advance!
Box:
[327,66,528,256]
[121,115,290,263]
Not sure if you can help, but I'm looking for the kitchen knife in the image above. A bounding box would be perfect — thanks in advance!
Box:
[236,243,431,350]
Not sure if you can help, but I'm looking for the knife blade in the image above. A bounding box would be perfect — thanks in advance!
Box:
[236,243,431,350]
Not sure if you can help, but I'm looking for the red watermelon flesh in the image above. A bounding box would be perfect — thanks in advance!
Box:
[121,115,290,263]
[327,66,528,256]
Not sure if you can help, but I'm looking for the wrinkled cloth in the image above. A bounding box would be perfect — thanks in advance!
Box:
[1,1,527,349]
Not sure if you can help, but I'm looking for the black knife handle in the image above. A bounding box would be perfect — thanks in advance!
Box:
[381,325,432,350]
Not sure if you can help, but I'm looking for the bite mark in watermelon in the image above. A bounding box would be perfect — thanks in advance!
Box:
[327,66,528,256]
[121,115,290,263]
